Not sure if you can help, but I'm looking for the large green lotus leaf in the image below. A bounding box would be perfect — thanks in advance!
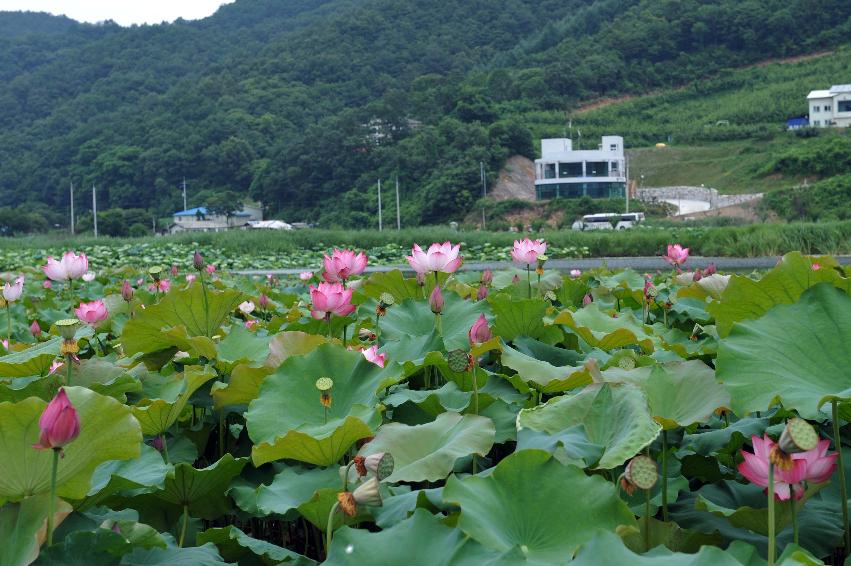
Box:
[360,412,495,482]
[359,269,421,302]
[79,443,171,510]
[370,487,446,528]
[118,542,230,565]
[500,341,591,393]
[297,486,371,531]
[517,383,660,469]
[709,252,850,337]
[215,325,270,368]
[488,294,559,342]
[516,425,604,469]
[33,519,166,565]
[596,361,730,429]
[380,292,488,360]
[716,283,851,419]
[132,366,217,436]
[0,387,141,503]
[570,530,761,566]
[0,325,93,378]
[237,466,340,517]
[0,493,72,566]
[211,331,327,410]
[122,285,243,356]
[197,525,316,565]
[246,344,385,466]
[620,516,722,554]
[384,382,472,416]
[72,358,143,403]
[554,304,656,352]
[326,508,504,565]
[154,454,247,519]
[442,449,636,561]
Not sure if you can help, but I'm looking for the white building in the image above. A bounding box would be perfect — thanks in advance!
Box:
[807,85,851,128]
[534,136,626,200]
[169,204,263,234]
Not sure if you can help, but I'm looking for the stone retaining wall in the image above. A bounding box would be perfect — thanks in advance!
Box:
[635,186,761,209]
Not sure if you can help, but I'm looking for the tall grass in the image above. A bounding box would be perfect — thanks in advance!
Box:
[3,221,851,259]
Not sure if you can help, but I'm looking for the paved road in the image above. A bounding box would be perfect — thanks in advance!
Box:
[233,255,851,276]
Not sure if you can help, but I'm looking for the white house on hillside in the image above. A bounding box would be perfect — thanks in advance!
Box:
[534,136,626,200]
[807,85,851,127]
[169,204,263,234]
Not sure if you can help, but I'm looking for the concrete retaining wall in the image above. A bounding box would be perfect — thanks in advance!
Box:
[635,186,761,209]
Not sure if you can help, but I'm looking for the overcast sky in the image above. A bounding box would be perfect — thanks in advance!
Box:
[0,1,236,26]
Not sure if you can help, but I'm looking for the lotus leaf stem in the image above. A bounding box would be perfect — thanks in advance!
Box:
[179,504,189,548]
[6,304,11,343]
[644,487,650,551]
[325,501,340,556]
[790,485,798,545]
[47,447,60,546]
[526,265,532,299]
[833,399,849,556]
[65,354,72,385]
[161,434,170,464]
[662,430,669,522]
[768,462,775,566]
[200,274,210,337]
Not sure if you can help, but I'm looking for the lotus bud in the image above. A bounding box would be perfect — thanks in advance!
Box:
[582,293,593,306]
[429,286,444,314]
[121,280,134,303]
[171,264,179,278]
[364,452,394,480]
[447,348,472,373]
[481,269,493,286]
[30,320,42,338]
[150,436,164,452]
[259,293,270,310]
[512,274,520,284]
[316,377,334,408]
[193,250,205,271]
[148,266,163,282]
[476,285,488,301]
[32,388,80,451]
[620,455,657,495]
[352,477,382,508]
[704,263,717,276]
[468,314,492,345]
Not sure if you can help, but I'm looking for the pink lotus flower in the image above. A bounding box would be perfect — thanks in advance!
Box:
[206,264,217,274]
[476,284,488,301]
[812,263,821,271]
[406,242,462,275]
[48,360,63,375]
[185,274,197,283]
[82,271,96,282]
[469,314,492,344]
[663,244,689,266]
[429,286,444,314]
[32,389,80,451]
[795,438,838,484]
[43,251,89,281]
[583,293,593,306]
[259,294,270,310]
[481,269,493,285]
[299,271,313,281]
[310,282,356,319]
[171,264,179,277]
[738,435,807,500]
[3,276,24,302]
[43,281,53,290]
[570,269,582,278]
[362,345,386,368]
[239,301,256,315]
[75,300,109,326]
[121,280,134,302]
[511,238,547,266]
[30,320,41,338]
[148,279,171,293]
[323,248,368,283]
[244,319,258,330]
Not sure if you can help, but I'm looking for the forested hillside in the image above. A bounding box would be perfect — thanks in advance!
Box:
[1,0,850,232]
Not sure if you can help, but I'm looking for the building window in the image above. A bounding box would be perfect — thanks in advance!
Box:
[558,162,583,178]
[813,105,820,112]
[544,163,556,179]
[839,100,851,112]
[824,105,831,112]
[609,144,618,151]
[814,120,821,126]
[610,161,619,174]
[585,161,608,177]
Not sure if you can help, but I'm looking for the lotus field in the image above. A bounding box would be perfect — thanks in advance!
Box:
[1,241,850,565]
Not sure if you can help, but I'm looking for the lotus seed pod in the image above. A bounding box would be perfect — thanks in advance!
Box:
[148,266,163,282]
[55,318,80,341]
[778,417,818,454]
[364,452,394,480]
[352,477,382,507]
[544,290,557,302]
[625,455,658,490]
[315,377,334,392]
[536,254,548,270]
[379,292,395,307]
[618,356,636,370]
[447,349,471,373]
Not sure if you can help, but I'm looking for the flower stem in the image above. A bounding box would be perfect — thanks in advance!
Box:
[326,315,332,340]
[833,399,849,556]
[325,501,340,554]
[47,448,60,546]
[768,462,776,566]
[200,274,210,337]
[179,504,189,548]
[790,485,798,545]
[342,461,355,492]
[6,304,11,343]
[661,429,669,522]
[471,360,479,416]
[644,487,650,551]
[526,265,532,299]
[65,354,72,385]
[218,410,226,459]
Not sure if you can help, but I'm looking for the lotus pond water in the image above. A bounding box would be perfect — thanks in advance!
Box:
[0,245,848,565]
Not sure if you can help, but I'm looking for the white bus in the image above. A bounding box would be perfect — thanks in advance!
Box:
[572,212,645,231]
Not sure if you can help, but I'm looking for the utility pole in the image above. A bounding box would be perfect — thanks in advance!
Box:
[182,177,188,211]
[377,179,383,232]
[92,184,98,238]
[480,161,487,229]
[624,156,630,214]
[395,175,401,231]
[70,182,75,235]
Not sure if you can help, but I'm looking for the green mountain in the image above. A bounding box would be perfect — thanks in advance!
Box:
[1,0,850,233]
